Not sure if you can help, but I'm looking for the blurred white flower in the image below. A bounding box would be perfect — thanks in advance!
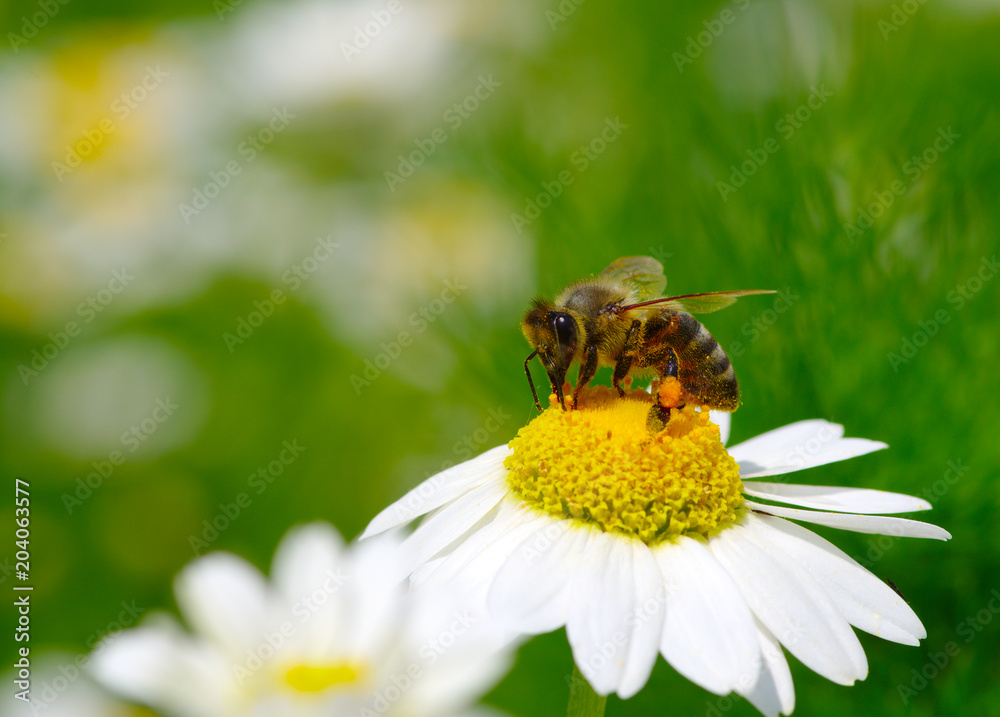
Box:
[217,0,546,112]
[0,32,229,325]
[313,181,534,344]
[0,656,140,717]
[91,523,514,717]
[0,0,543,338]
[20,335,208,460]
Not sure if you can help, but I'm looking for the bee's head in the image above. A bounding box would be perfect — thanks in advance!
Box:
[521,300,580,410]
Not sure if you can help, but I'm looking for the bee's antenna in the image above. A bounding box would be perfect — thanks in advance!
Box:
[523,350,542,412]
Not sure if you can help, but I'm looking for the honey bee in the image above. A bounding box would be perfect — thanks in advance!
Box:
[521,256,774,428]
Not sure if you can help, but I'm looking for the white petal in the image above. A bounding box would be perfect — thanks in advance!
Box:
[728,420,843,459]
[617,540,666,699]
[710,409,731,446]
[653,536,760,696]
[488,519,586,634]
[738,437,887,478]
[746,500,952,540]
[735,622,795,717]
[396,479,508,579]
[728,420,887,478]
[361,444,509,538]
[174,552,274,658]
[339,532,410,655]
[709,526,868,686]
[411,556,448,586]
[395,562,518,716]
[403,599,515,717]
[22,660,126,717]
[408,647,514,717]
[741,514,926,645]
[566,531,634,695]
[743,482,931,514]
[89,615,232,717]
[414,500,549,602]
[271,522,345,601]
[268,522,348,656]
[410,513,506,590]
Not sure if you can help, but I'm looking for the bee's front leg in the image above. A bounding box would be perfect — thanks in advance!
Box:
[573,344,599,409]
[612,319,643,397]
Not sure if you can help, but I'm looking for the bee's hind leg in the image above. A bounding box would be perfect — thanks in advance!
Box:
[647,347,685,433]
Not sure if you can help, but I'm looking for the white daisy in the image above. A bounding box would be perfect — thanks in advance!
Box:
[90,523,514,717]
[362,386,951,716]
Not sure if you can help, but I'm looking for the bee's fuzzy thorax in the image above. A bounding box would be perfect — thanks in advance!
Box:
[553,277,635,309]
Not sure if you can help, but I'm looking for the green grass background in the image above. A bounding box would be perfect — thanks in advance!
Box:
[1,0,998,715]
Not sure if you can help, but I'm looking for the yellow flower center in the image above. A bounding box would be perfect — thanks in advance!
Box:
[504,386,743,545]
[283,662,366,693]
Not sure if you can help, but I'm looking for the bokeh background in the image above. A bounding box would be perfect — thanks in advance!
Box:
[1,0,998,715]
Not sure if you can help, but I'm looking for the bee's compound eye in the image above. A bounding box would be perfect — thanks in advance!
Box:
[549,312,577,348]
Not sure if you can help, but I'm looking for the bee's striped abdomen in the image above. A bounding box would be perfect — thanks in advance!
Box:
[669,312,739,411]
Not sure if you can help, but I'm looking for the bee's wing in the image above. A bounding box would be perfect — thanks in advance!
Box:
[601,256,667,300]
[622,289,776,314]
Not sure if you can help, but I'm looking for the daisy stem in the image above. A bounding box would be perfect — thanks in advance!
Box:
[566,664,607,717]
